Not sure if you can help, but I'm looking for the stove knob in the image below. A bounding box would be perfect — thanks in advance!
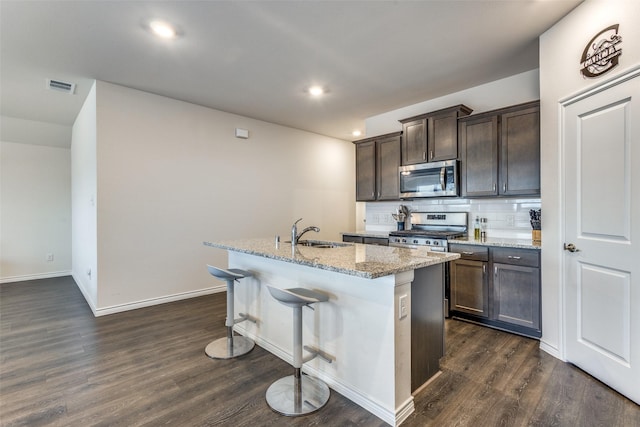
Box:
[425,240,431,245]
[413,239,419,244]
[401,238,406,243]
[433,241,440,246]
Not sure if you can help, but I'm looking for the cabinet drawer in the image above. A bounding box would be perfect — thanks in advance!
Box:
[342,235,364,244]
[449,244,489,261]
[363,237,389,246]
[491,248,539,267]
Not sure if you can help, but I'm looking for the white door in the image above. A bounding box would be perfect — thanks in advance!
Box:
[563,69,640,405]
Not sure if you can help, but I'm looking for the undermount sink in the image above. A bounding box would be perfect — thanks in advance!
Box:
[293,240,351,248]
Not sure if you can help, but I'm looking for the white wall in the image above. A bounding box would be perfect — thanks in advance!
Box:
[364,69,540,137]
[0,141,71,282]
[71,81,98,306]
[78,81,354,314]
[0,115,71,148]
[539,0,640,357]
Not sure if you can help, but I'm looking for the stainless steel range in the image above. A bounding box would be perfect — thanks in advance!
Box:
[389,211,468,318]
[388,212,468,252]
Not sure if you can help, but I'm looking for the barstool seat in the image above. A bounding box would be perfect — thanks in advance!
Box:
[265,286,332,416]
[266,287,329,306]
[205,265,255,359]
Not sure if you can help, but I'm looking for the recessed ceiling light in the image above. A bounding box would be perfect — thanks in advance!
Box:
[352,130,362,137]
[150,20,177,39]
[308,86,325,96]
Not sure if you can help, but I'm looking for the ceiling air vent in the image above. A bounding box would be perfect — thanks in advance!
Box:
[46,78,76,94]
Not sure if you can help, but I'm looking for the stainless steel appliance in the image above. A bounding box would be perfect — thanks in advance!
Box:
[399,160,459,199]
[388,211,468,251]
[389,211,468,317]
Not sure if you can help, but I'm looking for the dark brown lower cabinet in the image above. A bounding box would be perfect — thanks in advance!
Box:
[449,244,541,338]
[493,263,541,330]
[450,259,488,318]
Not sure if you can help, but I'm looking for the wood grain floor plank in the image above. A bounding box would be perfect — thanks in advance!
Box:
[1,276,638,427]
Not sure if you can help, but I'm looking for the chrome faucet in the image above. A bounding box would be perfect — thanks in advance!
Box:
[291,218,320,246]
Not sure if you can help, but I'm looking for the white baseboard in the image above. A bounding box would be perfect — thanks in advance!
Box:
[539,340,562,360]
[0,270,72,284]
[71,273,98,316]
[93,285,226,317]
[236,325,411,426]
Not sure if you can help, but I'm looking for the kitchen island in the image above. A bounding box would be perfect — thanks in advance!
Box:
[203,238,459,426]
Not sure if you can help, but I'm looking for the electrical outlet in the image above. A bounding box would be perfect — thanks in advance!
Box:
[46,253,54,262]
[399,294,408,319]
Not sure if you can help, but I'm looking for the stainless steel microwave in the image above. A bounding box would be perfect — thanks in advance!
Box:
[399,160,459,198]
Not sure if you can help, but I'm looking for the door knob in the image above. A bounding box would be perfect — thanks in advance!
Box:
[564,243,580,252]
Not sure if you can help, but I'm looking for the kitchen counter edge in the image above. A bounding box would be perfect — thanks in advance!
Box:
[203,239,459,279]
[449,237,541,250]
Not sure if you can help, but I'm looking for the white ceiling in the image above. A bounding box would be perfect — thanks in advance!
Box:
[0,1,582,144]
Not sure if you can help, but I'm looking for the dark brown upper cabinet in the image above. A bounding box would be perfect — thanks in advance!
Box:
[400,118,427,165]
[459,101,540,198]
[355,140,376,201]
[399,105,472,165]
[500,104,541,196]
[354,132,401,201]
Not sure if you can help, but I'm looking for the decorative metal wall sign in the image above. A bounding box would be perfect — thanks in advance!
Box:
[580,24,622,78]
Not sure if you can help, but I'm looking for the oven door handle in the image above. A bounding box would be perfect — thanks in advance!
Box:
[440,167,446,192]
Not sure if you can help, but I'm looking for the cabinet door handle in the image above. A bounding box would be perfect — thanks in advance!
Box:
[462,251,474,255]
[430,150,434,160]
[507,256,521,260]
[493,183,496,192]
[371,192,375,198]
[494,266,498,277]
[423,152,426,160]
[483,264,486,274]
[503,183,507,192]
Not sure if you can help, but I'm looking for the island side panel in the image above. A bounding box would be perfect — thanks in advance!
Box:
[411,264,445,391]
[228,251,414,426]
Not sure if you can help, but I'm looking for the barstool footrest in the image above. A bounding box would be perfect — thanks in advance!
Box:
[303,345,334,364]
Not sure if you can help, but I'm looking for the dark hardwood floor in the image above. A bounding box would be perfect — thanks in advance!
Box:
[1,277,638,426]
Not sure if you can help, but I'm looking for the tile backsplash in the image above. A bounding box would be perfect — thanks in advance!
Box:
[359,198,541,240]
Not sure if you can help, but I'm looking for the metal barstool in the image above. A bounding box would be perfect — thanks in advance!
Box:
[205,265,255,359]
[265,286,333,416]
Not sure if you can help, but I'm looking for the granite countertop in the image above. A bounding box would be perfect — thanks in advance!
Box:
[339,231,541,250]
[449,237,541,250]
[204,238,459,279]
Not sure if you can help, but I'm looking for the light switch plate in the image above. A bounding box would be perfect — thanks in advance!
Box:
[235,128,249,139]
[399,294,408,319]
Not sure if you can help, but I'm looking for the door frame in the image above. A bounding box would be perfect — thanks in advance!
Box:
[558,64,640,361]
